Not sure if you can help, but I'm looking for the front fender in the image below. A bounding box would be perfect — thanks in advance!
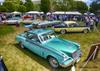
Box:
[16,35,26,43]
[44,47,66,64]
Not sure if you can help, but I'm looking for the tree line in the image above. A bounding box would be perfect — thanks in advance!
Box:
[0,0,100,14]
[0,0,38,13]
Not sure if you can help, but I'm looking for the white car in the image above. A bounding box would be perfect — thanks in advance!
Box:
[3,17,21,24]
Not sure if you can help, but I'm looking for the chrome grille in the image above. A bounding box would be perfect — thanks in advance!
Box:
[72,50,80,59]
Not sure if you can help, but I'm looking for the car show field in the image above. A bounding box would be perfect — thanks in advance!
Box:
[0,0,100,71]
[0,25,100,71]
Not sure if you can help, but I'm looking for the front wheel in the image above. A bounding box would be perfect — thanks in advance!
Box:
[48,57,59,68]
[19,42,24,48]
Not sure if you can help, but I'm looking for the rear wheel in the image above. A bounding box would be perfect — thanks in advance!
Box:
[48,57,59,68]
[60,30,66,34]
[19,42,24,48]
[83,29,88,33]
[51,26,55,28]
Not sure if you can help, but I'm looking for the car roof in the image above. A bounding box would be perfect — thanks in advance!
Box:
[39,21,51,25]
[32,20,42,24]
[50,21,61,23]
[32,20,61,25]
[28,29,53,35]
[64,21,76,24]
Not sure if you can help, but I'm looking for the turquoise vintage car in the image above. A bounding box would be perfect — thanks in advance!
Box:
[16,29,82,68]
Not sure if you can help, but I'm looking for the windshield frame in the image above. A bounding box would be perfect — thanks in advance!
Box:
[38,31,57,43]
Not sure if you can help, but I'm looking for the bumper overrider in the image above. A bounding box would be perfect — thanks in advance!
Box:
[60,52,82,68]
[60,57,81,68]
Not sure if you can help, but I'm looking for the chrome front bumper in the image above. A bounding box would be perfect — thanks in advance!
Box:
[60,57,80,68]
[60,61,74,68]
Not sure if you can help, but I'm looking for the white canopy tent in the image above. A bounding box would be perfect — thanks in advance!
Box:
[26,11,40,14]
[46,12,51,15]
[11,11,21,14]
[47,11,82,15]
[65,11,82,15]
[90,13,95,16]
[84,12,95,16]
[84,13,88,15]
[40,12,44,14]
[52,11,65,15]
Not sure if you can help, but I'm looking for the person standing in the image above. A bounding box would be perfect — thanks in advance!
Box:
[16,21,20,27]
[85,16,90,27]
[95,17,99,27]
[0,16,2,24]
[90,18,94,30]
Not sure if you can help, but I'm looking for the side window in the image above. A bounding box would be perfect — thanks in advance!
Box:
[27,33,33,39]
[27,33,40,43]
[56,23,66,28]
[69,23,77,27]
[64,24,67,27]
[75,23,79,27]
[69,24,74,27]
[29,34,40,42]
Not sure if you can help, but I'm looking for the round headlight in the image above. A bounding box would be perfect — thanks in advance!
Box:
[62,54,68,61]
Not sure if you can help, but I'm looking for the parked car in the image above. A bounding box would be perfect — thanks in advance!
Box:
[22,18,34,24]
[2,17,21,25]
[25,21,61,29]
[53,21,90,34]
[16,29,82,68]
[24,20,42,29]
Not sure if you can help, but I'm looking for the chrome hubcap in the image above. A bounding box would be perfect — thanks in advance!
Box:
[20,43,24,48]
[84,30,88,33]
[49,58,58,68]
[61,30,65,34]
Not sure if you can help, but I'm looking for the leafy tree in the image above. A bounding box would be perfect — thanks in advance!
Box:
[40,0,50,14]
[0,6,7,12]
[67,0,75,11]
[34,4,40,11]
[90,1,100,14]
[52,0,75,11]
[92,0,100,2]
[20,0,24,5]
[17,5,26,13]
[74,1,88,13]
[24,0,34,11]
[51,0,88,13]
[14,4,20,11]
[3,2,16,12]
[53,0,68,11]
[5,0,20,4]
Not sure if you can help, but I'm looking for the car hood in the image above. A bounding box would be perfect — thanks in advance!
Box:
[43,38,79,53]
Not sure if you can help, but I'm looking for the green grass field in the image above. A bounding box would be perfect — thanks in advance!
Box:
[0,25,14,37]
[0,25,100,71]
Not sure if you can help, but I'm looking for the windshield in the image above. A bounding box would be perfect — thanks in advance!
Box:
[39,32,56,43]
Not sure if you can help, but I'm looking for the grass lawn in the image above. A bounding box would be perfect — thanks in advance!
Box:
[0,25,100,71]
[0,25,14,47]
[0,25,14,37]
